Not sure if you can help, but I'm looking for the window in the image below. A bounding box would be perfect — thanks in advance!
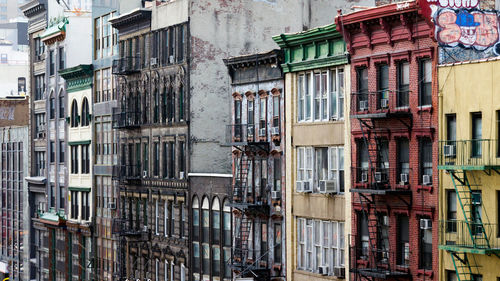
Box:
[274,156,281,192]
[202,244,209,274]
[34,37,45,60]
[155,199,159,235]
[70,191,78,219]
[357,67,368,111]
[164,200,169,237]
[223,201,231,247]
[329,147,345,193]
[193,197,200,241]
[71,100,79,127]
[193,243,200,273]
[397,215,410,266]
[420,216,432,269]
[202,197,209,242]
[297,146,344,193]
[297,218,344,275]
[223,247,231,278]
[397,139,410,183]
[94,68,116,103]
[296,147,313,190]
[164,260,169,281]
[447,114,457,143]
[35,152,46,176]
[59,141,65,163]
[153,142,159,177]
[34,75,45,100]
[50,141,55,163]
[179,141,185,178]
[419,59,432,106]
[420,138,433,185]
[154,90,159,123]
[71,146,78,174]
[81,97,90,126]
[155,259,159,281]
[58,47,65,70]
[359,212,369,259]
[272,95,280,129]
[170,202,175,236]
[49,50,55,75]
[81,144,90,174]
[143,141,149,176]
[377,64,389,108]
[177,25,184,62]
[447,270,457,281]
[447,190,457,232]
[94,13,118,59]
[49,93,55,119]
[82,191,90,220]
[298,68,345,122]
[472,112,482,157]
[259,95,267,134]
[58,92,65,118]
[212,198,220,244]
[397,61,410,107]
[274,223,282,264]
[212,246,220,276]
[169,142,175,178]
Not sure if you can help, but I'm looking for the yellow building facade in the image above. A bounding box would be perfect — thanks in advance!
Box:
[274,24,351,281]
[438,59,500,281]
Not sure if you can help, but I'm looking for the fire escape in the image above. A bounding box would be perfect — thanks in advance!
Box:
[350,89,413,280]
[227,123,271,281]
[438,139,500,281]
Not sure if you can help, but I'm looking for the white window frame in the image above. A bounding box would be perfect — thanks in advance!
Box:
[297,146,344,193]
[328,146,345,194]
[297,68,345,123]
[296,147,313,191]
[164,260,168,281]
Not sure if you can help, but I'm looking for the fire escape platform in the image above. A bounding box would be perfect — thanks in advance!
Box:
[439,245,500,255]
[352,268,411,279]
[438,165,500,171]
[350,188,412,195]
[351,111,412,120]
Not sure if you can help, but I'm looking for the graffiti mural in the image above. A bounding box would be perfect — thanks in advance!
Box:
[418,0,479,23]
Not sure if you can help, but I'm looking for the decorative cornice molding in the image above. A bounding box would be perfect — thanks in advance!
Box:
[59,64,93,93]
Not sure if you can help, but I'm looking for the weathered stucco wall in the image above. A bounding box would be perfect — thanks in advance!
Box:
[189,0,372,174]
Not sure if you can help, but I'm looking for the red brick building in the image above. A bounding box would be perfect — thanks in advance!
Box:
[336,2,438,280]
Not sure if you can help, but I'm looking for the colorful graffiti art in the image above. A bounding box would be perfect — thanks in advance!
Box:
[435,9,500,54]
[418,0,480,22]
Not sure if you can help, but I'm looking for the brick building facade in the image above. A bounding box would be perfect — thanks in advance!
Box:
[336,2,439,280]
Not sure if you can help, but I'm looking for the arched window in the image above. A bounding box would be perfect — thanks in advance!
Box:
[81,97,90,126]
[192,196,199,241]
[201,197,209,243]
[58,91,65,118]
[212,197,220,244]
[161,85,167,123]
[70,99,78,127]
[49,91,55,119]
[179,84,184,121]
[223,200,231,247]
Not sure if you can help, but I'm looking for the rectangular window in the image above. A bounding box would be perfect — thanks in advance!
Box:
[298,75,305,121]
[155,199,159,235]
[447,270,457,281]
[71,146,78,174]
[94,13,118,59]
[59,141,65,163]
[193,243,200,273]
[315,147,328,192]
[359,212,369,259]
[447,114,457,142]
[397,215,410,266]
[177,25,184,62]
[169,142,175,179]
[419,59,432,106]
[50,141,55,163]
[420,138,433,185]
[58,47,65,70]
[296,147,313,190]
[70,191,78,219]
[356,67,368,111]
[164,200,169,237]
[49,50,55,76]
[397,61,410,107]
[259,96,267,135]
[35,75,45,100]
[212,246,220,276]
[420,216,432,270]
[274,156,281,192]
[328,146,345,193]
[447,190,457,232]
[153,142,159,177]
[397,139,410,184]
[163,142,168,178]
[59,185,64,209]
[378,64,389,109]
[272,95,280,129]
[202,244,209,274]
[472,112,482,157]
[179,141,185,178]
[143,142,149,176]
[81,144,90,174]
[274,223,282,264]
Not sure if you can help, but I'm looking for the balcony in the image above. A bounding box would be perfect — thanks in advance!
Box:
[227,184,270,216]
[350,167,413,195]
[351,245,411,279]
[112,107,141,129]
[439,140,500,170]
[112,165,142,181]
[226,124,269,151]
[112,56,141,75]
[439,220,500,255]
[111,218,146,238]
[350,91,412,119]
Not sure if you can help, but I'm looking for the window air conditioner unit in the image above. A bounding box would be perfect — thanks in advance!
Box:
[302,181,312,193]
[381,251,389,260]
[271,127,280,136]
[319,180,338,194]
[143,170,148,178]
[359,100,368,111]
[179,171,185,179]
[258,128,266,137]
[361,171,368,183]
[296,181,303,192]
[334,267,345,278]
[472,192,482,205]
[444,144,456,157]
[247,126,254,137]
[382,215,389,226]
[150,57,158,66]
[420,218,432,230]
[381,98,389,109]
[108,201,116,210]
[142,225,149,232]
[422,175,431,186]
[318,265,329,276]
[400,173,409,185]
[271,190,280,200]
[374,172,387,183]
[169,55,175,64]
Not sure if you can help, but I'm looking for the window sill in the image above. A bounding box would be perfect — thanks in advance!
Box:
[417,185,433,193]
[417,105,433,113]
[417,269,433,278]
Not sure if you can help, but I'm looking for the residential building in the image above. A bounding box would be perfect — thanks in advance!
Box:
[273,24,350,281]
[21,1,49,280]
[223,50,286,280]
[438,59,500,280]
[336,1,438,280]
[0,97,30,281]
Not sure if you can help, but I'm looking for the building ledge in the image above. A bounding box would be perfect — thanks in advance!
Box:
[439,245,500,255]
[25,176,46,185]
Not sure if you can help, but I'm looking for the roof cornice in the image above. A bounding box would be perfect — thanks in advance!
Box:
[109,9,151,30]
[272,23,341,48]
[335,1,418,27]
[21,0,46,19]
[223,49,283,69]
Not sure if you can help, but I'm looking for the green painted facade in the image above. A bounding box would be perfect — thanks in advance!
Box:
[59,64,93,93]
[272,23,347,73]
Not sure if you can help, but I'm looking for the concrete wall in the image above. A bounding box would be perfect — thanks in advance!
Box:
[151,0,188,30]
[189,0,370,174]
[438,59,500,281]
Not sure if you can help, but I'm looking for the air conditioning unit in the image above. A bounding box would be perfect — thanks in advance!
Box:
[380,98,389,109]
[169,55,175,64]
[108,201,116,210]
[271,127,280,136]
[271,190,280,200]
[334,267,345,278]
[374,172,387,183]
[420,218,432,230]
[381,251,389,260]
[444,144,456,157]
[359,100,368,111]
[179,171,185,179]
[382,215,389,226]
[319,180,338,194]
[37,131,46,139]
[302,181,312,193]
[258,128,266,137]
[296,181,303,192]
[422,175,431,186]
[471,192,482,205]
[143,170,148,178]
[318,265,329,276]
[361,171,368,182]
[150,57,158,66]
[142,225,149,232]
[400,173,409,185]
[247,126,254,137]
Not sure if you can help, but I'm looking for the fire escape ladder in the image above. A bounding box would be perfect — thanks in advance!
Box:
[451,252,480,281]
[449,170,490,249]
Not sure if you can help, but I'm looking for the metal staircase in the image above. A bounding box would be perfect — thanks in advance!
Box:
[451,252,480,281]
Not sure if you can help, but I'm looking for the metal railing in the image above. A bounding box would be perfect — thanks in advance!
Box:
[439,220,500,249]
[226,124,267,144]
[112,165,141,180]
[112,107,141,129]
[439,140,500,167]
[351,167,413,191]
[351,90,411,117]
[350,245,411,275]
[112,56,141,75]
